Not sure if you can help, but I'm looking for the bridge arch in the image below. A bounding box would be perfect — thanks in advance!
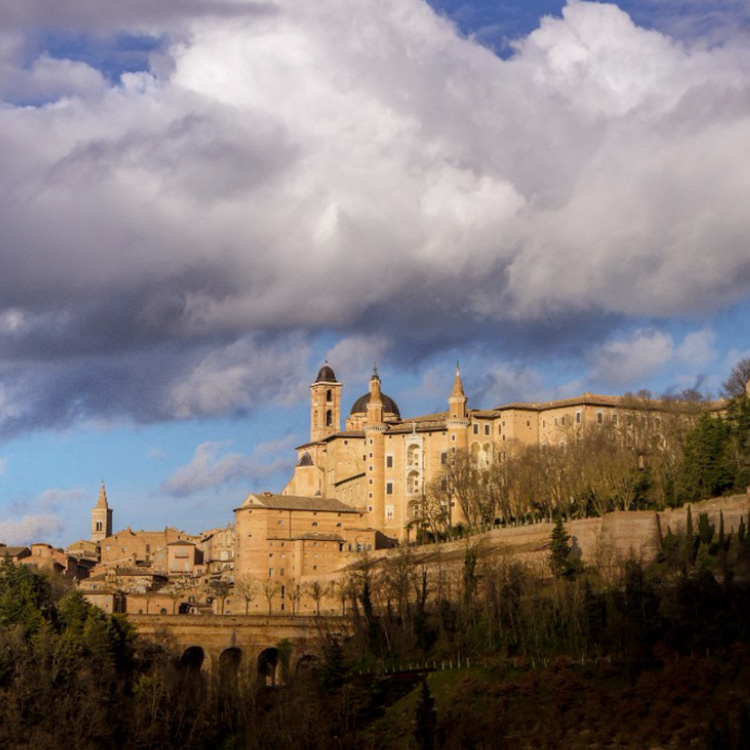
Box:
[258,647,280,686]
[180,645,205,672]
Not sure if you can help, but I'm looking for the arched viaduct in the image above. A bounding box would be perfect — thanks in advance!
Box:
[128,613,350,684]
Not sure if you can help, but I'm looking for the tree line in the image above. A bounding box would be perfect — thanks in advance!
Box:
[411,365,750,540]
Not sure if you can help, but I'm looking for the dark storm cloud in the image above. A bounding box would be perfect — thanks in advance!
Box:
[0,0,275,34]
[0,0,749,435]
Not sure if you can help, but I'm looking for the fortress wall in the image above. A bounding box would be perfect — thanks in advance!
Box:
[565,517,604,561]
[658,494,750,537]
[597,511,662,566]
[323,495,750,587]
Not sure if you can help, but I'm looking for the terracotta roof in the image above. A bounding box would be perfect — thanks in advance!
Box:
[0,545,31,558]
[241,493,361,513]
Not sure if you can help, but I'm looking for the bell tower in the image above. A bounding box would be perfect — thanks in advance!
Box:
[310,362,341,442]
[91,481,113,543]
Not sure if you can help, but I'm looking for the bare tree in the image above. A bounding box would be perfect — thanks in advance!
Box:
[262,579,281,615]
[288,578,302,614]
[304,580,330,615]
[235,576,259,614]
[722,357,750,398]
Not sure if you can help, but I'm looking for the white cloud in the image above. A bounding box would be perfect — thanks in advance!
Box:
[37,487,86,509]
[589,327,719,389]
[676,329,716,368]
[323,335,391,384]
[590,329,675,387]
[0,514,64,546]
[162,437,297,497]
[0,0,748,427]
[169,335,311,418]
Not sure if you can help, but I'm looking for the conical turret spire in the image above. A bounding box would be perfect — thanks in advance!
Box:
[451,362,465,398]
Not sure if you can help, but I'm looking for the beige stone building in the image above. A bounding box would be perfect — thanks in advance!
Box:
[98,527,202,574]
[200,525,235,575]
[233,492,375,612]
[283,363,711,543]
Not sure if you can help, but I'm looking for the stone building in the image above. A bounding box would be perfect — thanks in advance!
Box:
[283,363,713,543]
[200,525,236,575]
[234,492,375,590]
[98,527,201,574]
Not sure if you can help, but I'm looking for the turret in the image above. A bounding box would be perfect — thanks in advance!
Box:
[366,366,384,425]
[448,362,467,420]
[310,362,342,442]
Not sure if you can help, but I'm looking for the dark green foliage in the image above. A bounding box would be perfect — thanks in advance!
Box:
[698,512,715,545]
[680,413,733,501]
[414,679,437,750]
[549,517,581,579]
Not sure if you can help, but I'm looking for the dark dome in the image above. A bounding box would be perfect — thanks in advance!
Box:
[350,392,401,419]
[315,364,337,383]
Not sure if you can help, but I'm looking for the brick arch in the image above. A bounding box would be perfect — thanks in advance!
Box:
[257,647,280,686]
[180,645,205,672]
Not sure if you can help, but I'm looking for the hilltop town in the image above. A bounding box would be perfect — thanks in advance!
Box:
[2,361,747,619]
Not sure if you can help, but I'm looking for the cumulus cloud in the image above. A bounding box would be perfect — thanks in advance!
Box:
[0,0,748,432]
[37,486,86,509]
[162,437,297,497]
[589,327,719,389]
[0,514,64,546]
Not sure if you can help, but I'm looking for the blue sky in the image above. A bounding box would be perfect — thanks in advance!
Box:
[0,0,749,546]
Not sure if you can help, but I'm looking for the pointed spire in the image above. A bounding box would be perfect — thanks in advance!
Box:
[451,361,465,398]
[372,363,380,381]
[96,481,109,509]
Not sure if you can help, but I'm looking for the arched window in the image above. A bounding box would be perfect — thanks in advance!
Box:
[326,409,332,427]
[326,389,332,402]
[407,470,420,495]
[407,444,420,468]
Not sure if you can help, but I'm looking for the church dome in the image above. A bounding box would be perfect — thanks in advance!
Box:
[350,392,401,419]
[315,364,337,383]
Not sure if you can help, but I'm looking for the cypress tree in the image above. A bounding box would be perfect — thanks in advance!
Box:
[414,678,437,750]
[550,517,572,578]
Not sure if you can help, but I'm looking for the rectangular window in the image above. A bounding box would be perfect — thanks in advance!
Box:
[386,504,394,519]
[597,412,603,424]
[280,568,285,576]
[441,452,447,464]
[473,424,479,434]
[576,411,581,424]
[386,455,393,468]
[484,424,490,435]
[269,567,274,577]
[386,482,393,495]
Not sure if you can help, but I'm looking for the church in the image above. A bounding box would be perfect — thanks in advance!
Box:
[282,363,634,543]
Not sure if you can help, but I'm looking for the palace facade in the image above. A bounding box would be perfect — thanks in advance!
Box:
[282,363,701,542]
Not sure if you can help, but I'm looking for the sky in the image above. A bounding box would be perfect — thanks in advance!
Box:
[0,0,749,547]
